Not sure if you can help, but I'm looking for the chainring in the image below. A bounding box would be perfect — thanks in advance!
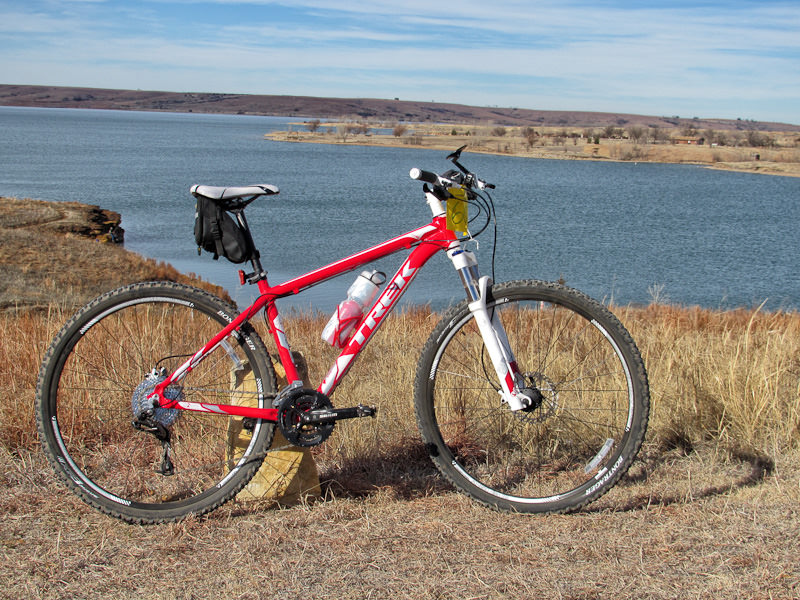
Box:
[277,388,335,447]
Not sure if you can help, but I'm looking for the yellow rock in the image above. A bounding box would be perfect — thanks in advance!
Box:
[226,351,321,505]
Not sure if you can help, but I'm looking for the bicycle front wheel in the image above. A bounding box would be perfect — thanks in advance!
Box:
[414,280,649,513]
[36,282,277,523]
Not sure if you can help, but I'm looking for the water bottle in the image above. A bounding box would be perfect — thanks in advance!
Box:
[321,270,386,347]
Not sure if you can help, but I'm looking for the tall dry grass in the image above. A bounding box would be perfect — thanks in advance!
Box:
[1,306,69,449]
[3,299,798,469]
[270,303,800,469]
[3,300,799,600]
[265,306,438,479]
[620,303,800,457]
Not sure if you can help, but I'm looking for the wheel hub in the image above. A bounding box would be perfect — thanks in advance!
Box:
[514,372,558,423]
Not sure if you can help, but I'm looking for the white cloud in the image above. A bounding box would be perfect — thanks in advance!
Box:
[0,11,80,33]
[1,0,798,122]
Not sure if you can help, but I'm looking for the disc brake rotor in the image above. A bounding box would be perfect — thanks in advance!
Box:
[514,372,558,423]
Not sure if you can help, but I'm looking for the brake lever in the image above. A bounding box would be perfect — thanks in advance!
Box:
[447,145,467,162]
[447,145,495,190]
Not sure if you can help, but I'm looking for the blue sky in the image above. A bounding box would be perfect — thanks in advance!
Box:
[1,0,798,124]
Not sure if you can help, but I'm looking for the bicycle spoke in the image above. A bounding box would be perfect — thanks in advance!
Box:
[37,282,275,523]
[415,280,648,513]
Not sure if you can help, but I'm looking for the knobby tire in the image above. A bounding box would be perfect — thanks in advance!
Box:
[36,282,277,524]
[414,280,649,514]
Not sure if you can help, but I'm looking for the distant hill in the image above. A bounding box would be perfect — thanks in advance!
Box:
[1,84,798,132]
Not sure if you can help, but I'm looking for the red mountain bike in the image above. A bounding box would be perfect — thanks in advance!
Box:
[36,147,649,523]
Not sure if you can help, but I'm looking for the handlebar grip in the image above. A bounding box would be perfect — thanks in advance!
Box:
[409,168,439,184]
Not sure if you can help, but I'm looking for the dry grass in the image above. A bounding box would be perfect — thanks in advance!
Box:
[267,125,800,178]
[2,199,799,598]
[272,307,437,474]
[1,445,798,599]
[0,197,231,312]
[619,304,800,457]
[5,302,798,599]
[257,304,800,474]
[6,302,798,461]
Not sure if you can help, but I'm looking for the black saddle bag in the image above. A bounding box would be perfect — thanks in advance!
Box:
[194,196,253,264]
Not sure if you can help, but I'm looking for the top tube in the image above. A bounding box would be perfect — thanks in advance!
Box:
[253,220,450,301]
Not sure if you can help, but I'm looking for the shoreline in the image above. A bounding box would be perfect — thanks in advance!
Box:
[265,127,800,178]
[0,197,230,312]
[4,196,797,314]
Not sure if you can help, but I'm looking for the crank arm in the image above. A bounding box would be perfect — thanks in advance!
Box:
[299,404,377,425]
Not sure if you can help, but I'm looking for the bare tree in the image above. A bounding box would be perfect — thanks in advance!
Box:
[681,124,698,137]
[649,126,669,144]
[306,119,321,133]
[746,130,773,148]
[627,126,646,143]
[522,127,538,148]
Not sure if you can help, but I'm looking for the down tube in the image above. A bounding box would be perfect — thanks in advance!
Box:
[319,242,442,396]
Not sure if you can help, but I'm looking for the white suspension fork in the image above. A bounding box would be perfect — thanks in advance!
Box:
[448,247,532,411]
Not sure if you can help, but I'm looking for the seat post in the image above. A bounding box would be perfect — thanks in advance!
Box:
[233,208,267,284]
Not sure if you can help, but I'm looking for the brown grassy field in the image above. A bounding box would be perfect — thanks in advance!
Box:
[0,197,231,312]
[1,199,798,599]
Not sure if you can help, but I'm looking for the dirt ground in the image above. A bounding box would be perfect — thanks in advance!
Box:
[1,444,798,600]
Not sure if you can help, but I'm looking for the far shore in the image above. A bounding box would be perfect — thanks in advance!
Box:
[265,122,800,178]
[3,85,797,177]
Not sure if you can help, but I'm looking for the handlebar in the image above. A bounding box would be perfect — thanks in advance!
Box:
[409,168,439,185]
[411,148,497,242]
[409,167,495,191]
[410,148,495,190]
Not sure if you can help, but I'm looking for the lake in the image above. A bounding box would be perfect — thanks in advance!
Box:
[1,106,798,312]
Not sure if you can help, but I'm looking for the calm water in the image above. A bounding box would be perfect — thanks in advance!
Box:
[2,106,799,312]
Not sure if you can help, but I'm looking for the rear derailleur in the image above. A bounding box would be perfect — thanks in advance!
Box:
[131,368,182,476]
[132,416,175,476]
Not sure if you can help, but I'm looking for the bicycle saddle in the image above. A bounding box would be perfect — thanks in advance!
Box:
[191,184,279,209]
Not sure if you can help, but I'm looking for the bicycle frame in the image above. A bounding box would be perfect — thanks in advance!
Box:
[152,187,530,420]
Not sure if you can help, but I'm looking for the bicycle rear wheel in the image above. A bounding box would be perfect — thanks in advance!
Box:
[414,280,649,513]
[36,281,276,523]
